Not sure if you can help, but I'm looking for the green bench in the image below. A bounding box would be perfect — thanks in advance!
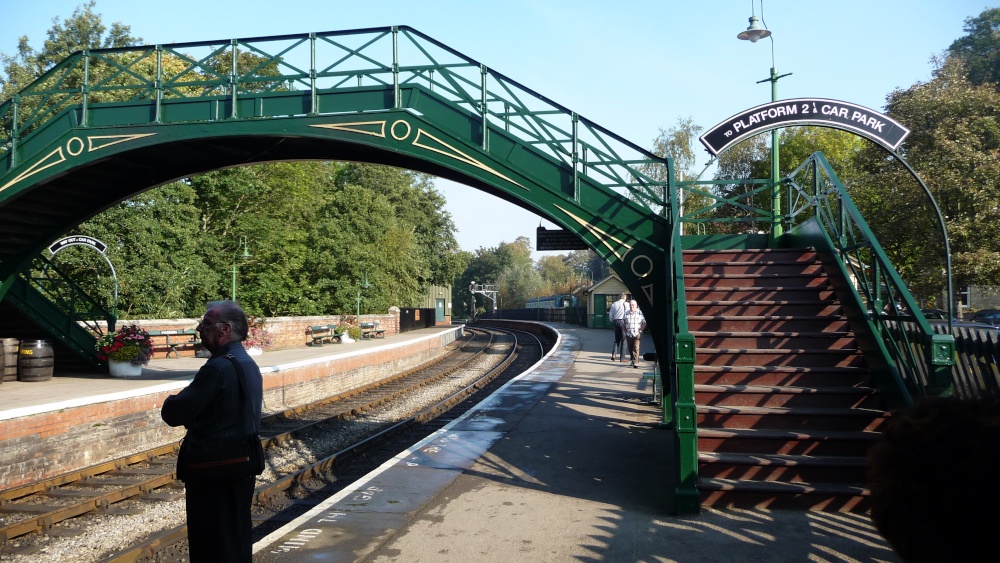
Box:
[148,329,201,359]
[640,352,662,404]
[309,324,345,346]
[360,321,385,339]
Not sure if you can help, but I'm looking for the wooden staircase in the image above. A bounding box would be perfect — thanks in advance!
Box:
[684,247,887,512]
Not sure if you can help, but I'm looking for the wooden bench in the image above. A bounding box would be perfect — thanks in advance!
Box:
[309,324,345,346]
[360,322,385,339]
[148,329,201,359]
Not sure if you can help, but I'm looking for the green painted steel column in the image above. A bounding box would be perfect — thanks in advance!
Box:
[309,33,318,115]
[392,27,400,109]
[154,47,163,124]
[9,95,18,168]
[769,67,781,242]
[81,51,90,127]
[230,40,239,119]
[673,332,700,514]
[929,333,956,396]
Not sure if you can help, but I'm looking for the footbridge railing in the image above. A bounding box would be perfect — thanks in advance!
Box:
[782,152,955,402]
[5,255,112,364]
[0,25,668,211]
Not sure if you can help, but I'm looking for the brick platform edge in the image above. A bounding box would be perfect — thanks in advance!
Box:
[0,327,462,489]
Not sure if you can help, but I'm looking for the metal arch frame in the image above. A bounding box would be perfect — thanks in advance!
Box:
[884,150,954,333]
[48,236,119,324]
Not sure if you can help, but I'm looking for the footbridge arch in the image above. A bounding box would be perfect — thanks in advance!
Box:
[0,26,675,371]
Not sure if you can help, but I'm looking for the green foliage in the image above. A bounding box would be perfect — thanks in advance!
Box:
[564,249,610,283]
[54,159,462,319]
[0,1,142,103]
[336,322,362,340]
[647,116,703,181]
[948,8,1000,89]
[850,55,1000,301]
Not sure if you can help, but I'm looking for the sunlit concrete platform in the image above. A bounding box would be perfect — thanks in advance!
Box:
[253,325,899,563]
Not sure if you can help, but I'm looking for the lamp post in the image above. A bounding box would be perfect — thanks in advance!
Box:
[356,270,371,322]
[231,236,251,302]
[738,1,791,241]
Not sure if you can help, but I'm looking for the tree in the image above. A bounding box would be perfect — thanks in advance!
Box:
[850,56,1000,303]
[709,135,771,233]
[0,1,141,103]
[335,164,464,287]
[565,249,609,284]
[948,8,1000,89]
[71,183,218,318]
[455,237,541,314]
[648,116,703,181]
[644,117,709,219]
[536,255,583,296]
[779,127,863,177]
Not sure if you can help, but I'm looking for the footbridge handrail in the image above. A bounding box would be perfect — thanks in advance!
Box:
[0,25,668,211]
[21,255,116,337]
[783,152,955,401]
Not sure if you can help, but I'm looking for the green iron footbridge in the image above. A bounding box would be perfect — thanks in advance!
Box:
[0,26,958,514]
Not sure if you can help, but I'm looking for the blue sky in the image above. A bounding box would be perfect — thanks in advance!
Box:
[3,1,994,257]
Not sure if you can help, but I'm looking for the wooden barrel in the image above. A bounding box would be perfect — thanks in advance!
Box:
[18,339,54,382]
[1,338,18,382]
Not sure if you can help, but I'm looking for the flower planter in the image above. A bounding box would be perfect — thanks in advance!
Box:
[246,346,263,356]
[108,359,143,378]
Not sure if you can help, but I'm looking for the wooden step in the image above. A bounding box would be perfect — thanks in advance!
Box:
[695,384,881,409]
[683,249,818,264]
[685,273,830,288]
[698,477,869,512]
[697,427,881,456]
[687,301,843,317]
[697,405,889,432]
[695,365,871,387]
[684,262,825,276]
[688,316,851,332]
[696,348,866,368]
[698,452,869,483]
[692,331,857,350]
[685,287,837,301]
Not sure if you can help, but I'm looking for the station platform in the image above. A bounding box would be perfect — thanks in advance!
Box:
[0,326,463,490]
[253,325,899,562]
[0,326,458,419]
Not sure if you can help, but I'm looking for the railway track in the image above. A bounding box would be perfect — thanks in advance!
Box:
[0,326,545,562]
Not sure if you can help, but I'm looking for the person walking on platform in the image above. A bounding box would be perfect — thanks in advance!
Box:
[623,299,646,368]
[161,300,264,563]
[609,293,628,361]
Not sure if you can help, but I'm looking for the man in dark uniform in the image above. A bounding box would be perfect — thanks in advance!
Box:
[161,300,263,562]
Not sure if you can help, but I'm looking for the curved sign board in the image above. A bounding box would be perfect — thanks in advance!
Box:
[700,98,910,156]
[48,236,108,255]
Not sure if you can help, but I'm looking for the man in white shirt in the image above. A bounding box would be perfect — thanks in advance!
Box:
[608,293,628,361]
[623,300,647,368]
